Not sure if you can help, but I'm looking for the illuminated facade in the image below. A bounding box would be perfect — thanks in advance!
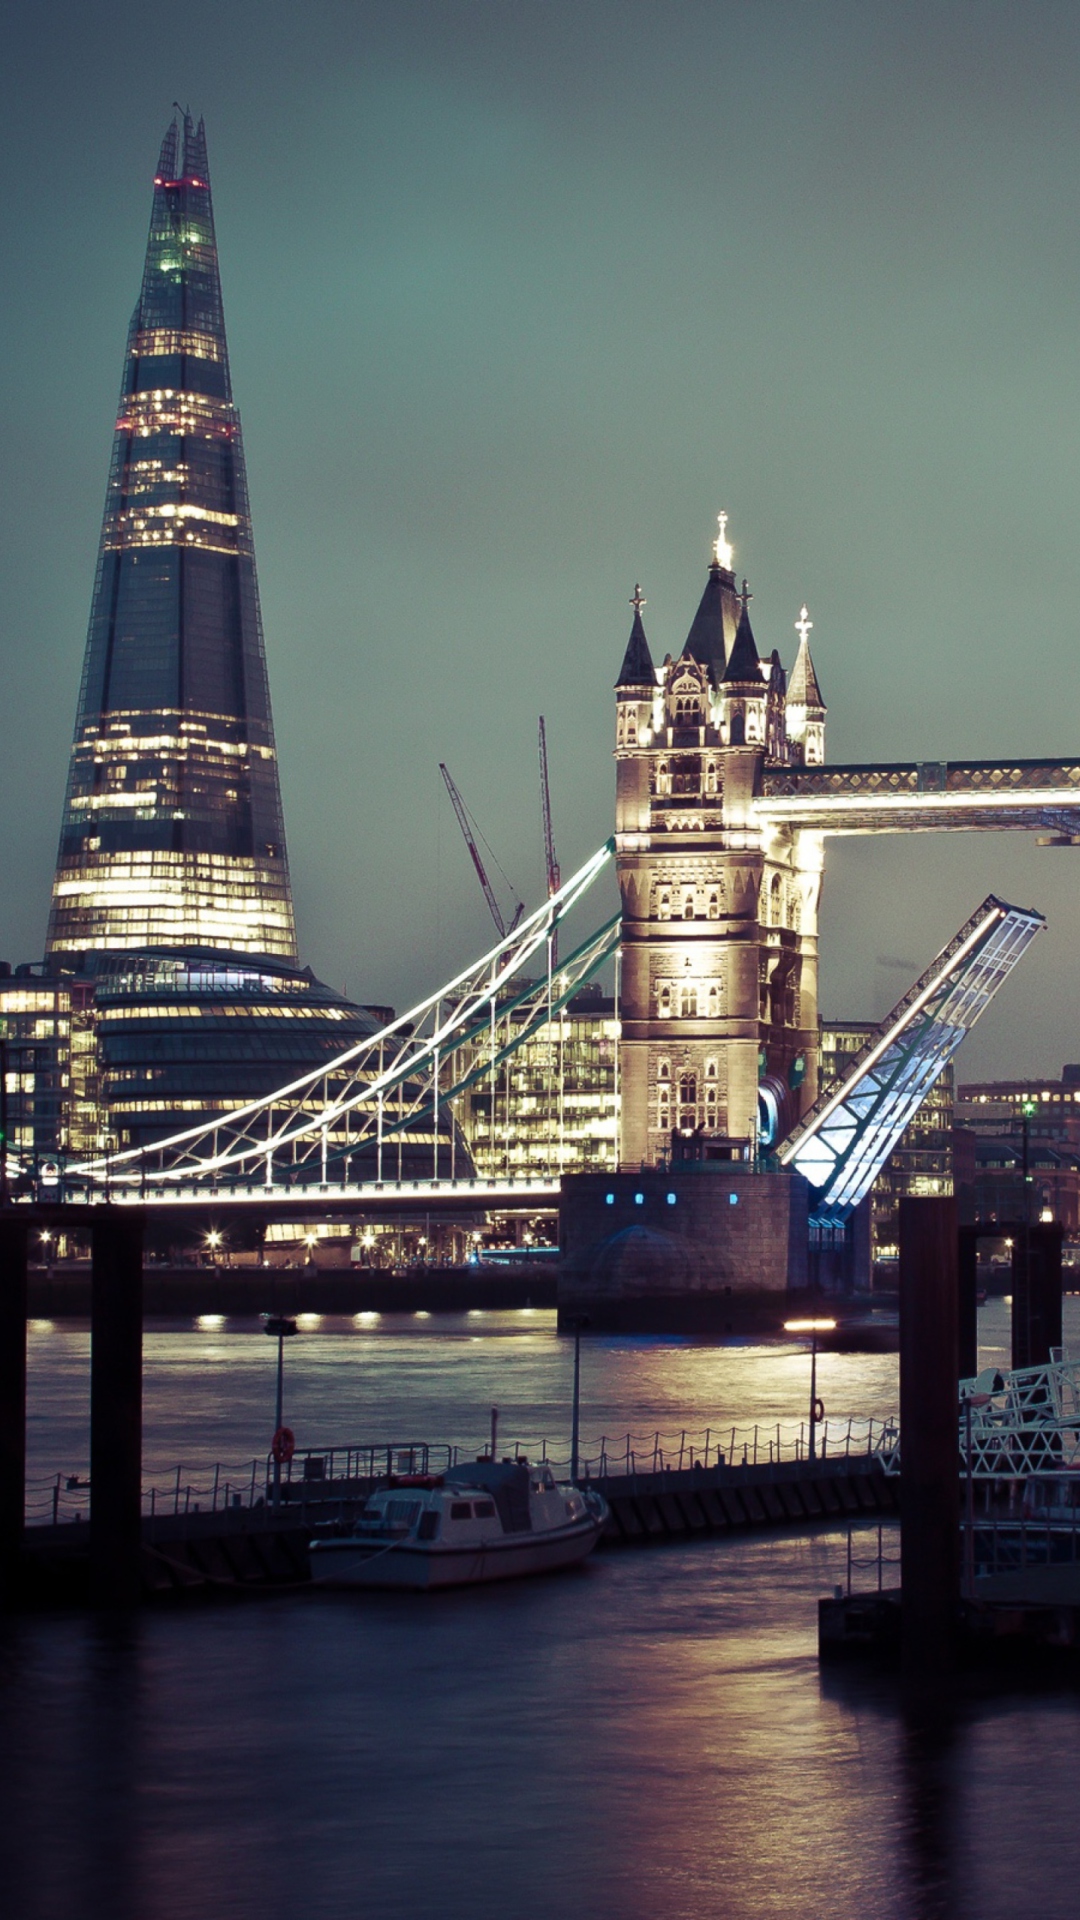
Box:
[46,113,295,962]
[92,952,384,1151]
[0,970,107,1166]
[958,1070,1080,1150]
[614,526,827,1166]
[613,523,1064,1180]
[457,985,619,1178]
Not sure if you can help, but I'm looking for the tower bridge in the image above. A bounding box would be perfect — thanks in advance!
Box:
[4,120,1074,1310]
[19,527,1073,1254]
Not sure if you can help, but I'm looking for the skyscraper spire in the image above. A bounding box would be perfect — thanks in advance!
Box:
[46,114,296,961]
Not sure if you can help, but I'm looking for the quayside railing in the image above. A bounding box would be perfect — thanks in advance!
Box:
[23,1414,897,1527]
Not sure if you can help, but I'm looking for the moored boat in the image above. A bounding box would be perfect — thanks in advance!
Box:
[309,1458,608,1591]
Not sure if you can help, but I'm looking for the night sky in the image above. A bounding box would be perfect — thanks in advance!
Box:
[3,1,1080,1077]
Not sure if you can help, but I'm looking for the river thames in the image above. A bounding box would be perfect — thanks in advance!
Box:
[3,1300,1079,1920]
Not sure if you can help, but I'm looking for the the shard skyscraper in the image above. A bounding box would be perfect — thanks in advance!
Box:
[46,112,297,963]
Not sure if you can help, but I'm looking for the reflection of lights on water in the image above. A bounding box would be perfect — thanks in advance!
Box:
[415,1311,431,1320]
[29,1319,54,1333]
[296,1313,321,1329]
[353,1311,380,1324]
[197,1313,225,1330]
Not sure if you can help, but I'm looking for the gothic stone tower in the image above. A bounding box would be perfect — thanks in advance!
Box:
[614,521,826,1167]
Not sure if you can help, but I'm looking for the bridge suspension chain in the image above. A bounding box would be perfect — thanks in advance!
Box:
[67,841,616,1192]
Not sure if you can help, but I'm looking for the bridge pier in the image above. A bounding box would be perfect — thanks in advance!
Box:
[90,1212,145,1608]
[899,1197,959,1677]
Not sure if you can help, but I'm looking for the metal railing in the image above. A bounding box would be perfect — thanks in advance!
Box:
[966,1516,1080,1577]
[23,1414,897,1528]
[844,1522,901,1596]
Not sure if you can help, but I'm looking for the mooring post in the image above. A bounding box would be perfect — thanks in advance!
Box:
[957,1225,979,1383]
[0,1216,28,1607]
[90,1211,144,1608]
[899,1196,959,1677]
[1012,1221,1062,1371]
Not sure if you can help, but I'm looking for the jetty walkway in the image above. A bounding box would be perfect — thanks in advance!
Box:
[14,1419,898,1605]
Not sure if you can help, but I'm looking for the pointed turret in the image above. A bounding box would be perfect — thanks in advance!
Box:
[785,606,827,766]
[787,631,825,710]
[721,588,763,685]
[616,586,655,687]
[715,584,767,748]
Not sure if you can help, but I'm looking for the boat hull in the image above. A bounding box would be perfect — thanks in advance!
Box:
[309,1517,603,1591]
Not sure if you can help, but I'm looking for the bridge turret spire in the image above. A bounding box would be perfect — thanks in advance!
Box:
[786,605,826,765]
[681,515,740,681]
[720,592,762,685]
[616,586,655,687]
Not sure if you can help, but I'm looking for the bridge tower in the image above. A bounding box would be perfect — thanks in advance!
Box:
[614,522,826,1167]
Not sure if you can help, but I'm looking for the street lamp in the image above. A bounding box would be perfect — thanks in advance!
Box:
[262,1313,299,1507]
[784,1317,837,1460]
[1020,1099,1036,1213]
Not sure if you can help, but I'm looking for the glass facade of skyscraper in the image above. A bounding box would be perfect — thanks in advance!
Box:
[46,113,296,961]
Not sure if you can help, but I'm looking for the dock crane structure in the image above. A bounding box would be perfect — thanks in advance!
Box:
[439,763,524,941]
[539,717,561,964]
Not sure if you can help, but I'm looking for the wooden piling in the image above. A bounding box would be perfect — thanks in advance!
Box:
[90,1212,144,1608]
[957,1225,979,1382]
[1012,1222,1063,1372]
[899,1196,959,1676]
[0,1217,28,1606]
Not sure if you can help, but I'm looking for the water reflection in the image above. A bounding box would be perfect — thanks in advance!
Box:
[5,1532,1080,1920]
[11,1297,1080,1916]
[24,1296,1075,1491]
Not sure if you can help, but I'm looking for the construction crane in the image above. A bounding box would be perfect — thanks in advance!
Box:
[538,717,561,964]
[439,763,524,940]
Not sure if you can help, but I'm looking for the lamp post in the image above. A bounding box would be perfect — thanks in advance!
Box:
[262,1313,299,1506]
[565,1314,590,1483]
[784,1317,837,1460]
[1020,1098,1035,1366]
